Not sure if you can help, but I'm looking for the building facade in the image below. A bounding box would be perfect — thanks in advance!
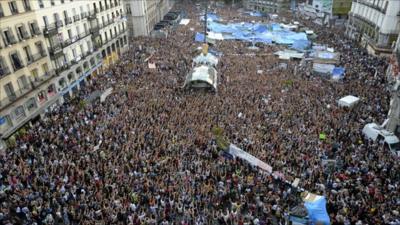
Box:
[244,0,291,13]
[385,33,400,134]
[124,0,172,37]
[0,0,129,142]
[345,0,400,56]
[298,0,352,26]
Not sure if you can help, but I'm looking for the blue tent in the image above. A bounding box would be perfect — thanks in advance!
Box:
[195,32,205,42]
[292,40,310,51]
[332,67,345,79]
[304,196,330,225]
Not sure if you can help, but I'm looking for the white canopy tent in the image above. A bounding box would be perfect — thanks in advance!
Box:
[184,65,218,91]
[193,53,219,66]
[338,95,360,107]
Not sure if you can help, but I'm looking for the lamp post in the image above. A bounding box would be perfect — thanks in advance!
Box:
[204,0,208,43]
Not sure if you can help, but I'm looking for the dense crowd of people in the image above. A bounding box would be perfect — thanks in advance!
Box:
[1,2,399,225]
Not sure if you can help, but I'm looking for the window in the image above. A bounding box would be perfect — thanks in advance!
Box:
[61,0,65,3]
[38,0,44,8]
[10,52,23,71]
[17,75,29,90]
[0,3,4,17]
[29,22,41,35]
[51,0,55,6]
[22,0,31,11]
[4,82,16,99]
[26,97,37,111]
[3,29,17,45]
[14,106,26,119]
[23,46,32,63]
[9,1,18,14]
[17,25,30,40]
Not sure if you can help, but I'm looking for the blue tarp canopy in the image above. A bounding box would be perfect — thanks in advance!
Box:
[292,40,311,51]
[206,21,308,45]
[304,196,330,225]
[200,13,220,21]
[332,67,345,79]
[195,32,205,42]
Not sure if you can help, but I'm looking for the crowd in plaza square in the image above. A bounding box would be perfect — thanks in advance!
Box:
[0,2,399,225]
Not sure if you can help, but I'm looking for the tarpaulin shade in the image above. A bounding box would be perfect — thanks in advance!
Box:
[304,194,330,225]
[195,32,205,42]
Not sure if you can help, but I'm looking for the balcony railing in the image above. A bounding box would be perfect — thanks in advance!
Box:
[24,5,32,11]
[19,31,31,41]
[81,12,88,19]
[78,31,90,39]
[26,52,47,65]
[0,66,11,77]
[11,9,19,15]
[0,71,57,109]
[88,10,97,19]
[48,44,63,59]
[65,17,72,25]
[73,15,80,22]
[32,26,42,35]
[3,36,18,45]
[55,63,71,74]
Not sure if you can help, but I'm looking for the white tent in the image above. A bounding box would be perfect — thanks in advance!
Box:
[193,53,219,66]
[184,65,218,90]
[179,19,190,25]
[338,95,360,107]
[274,50,304,60]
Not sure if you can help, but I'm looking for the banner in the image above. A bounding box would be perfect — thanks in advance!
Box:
[229,144,273,173]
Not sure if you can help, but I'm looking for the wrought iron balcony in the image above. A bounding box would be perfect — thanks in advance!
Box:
[65,17,72,25]
[3,36,17,45]
[26,52,47,65]
[48,45,63,59]
[81,12,88,19]
[88,10,97,20]
[73,15,80,22]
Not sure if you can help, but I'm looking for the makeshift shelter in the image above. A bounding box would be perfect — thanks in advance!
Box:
[275,50,304,60]
[338,95,360,108]
[179,19,190,25]
[332,67,345,80]
[303,193,330,225]
[184,65,217,91]
[313,51,340,64]
[312,63,335,74]
[193,53,219,67]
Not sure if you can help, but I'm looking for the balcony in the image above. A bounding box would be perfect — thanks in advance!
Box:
[64,17,73,25]
[3,36,18,46]
[90,26,100,35]
[55,63,71,74]
[73,15,81,22]
[81,12,88,19]
[88,10,97,20]
[11,9,19,15]
[78,31,90,39]
[0,66,11,77]
[24,5,32,12]
[48,44,63,59]
[43,24,57,36]
[0,71,57,110]
[31,27,42,36]
[26,52,47,66]
[18,31,31,41]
